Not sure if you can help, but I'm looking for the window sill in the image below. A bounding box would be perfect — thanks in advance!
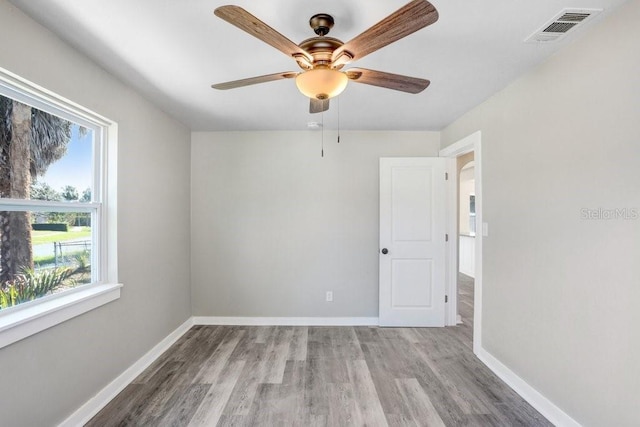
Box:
[0,283,122,349]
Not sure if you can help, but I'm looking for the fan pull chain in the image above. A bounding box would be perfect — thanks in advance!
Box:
[337,97,341,143]
[321,109,324,158]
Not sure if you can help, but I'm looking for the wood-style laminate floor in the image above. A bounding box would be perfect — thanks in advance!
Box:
[88,275,550,426]
[457,272,474,347]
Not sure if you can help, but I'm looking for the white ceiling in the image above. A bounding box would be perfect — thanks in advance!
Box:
[10,0,627,131]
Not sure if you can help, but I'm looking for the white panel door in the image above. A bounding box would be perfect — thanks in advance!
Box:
[379,158,446,327]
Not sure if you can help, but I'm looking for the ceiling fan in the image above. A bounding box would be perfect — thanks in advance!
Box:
[211,0,439,114]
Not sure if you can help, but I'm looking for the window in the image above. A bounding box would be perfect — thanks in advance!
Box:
[0,67,119,348]
[469,194,476,235]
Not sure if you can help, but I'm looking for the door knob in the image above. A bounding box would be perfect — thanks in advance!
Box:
[381,248,389,254]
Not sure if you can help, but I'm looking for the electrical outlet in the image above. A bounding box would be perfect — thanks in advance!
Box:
[326,291,333,302]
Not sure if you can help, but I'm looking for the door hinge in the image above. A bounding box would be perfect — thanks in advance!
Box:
[445,172,449,180]
[445,295,448,303]
[445,233,449,242]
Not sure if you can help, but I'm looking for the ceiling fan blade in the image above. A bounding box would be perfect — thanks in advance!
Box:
[215,6,313,66]
[309,98,330,114]
[331,0,438,66]
[346,68,430,94]
[212,72,297,90]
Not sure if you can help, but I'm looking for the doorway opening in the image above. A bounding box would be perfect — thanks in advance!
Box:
[457,157,475,347]
[440,131,483,354]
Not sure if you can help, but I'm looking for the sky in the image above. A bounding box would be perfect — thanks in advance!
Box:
[38,124,93,193]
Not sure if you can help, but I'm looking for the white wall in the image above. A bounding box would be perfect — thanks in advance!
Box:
[458,235,475,277]
[0,1,191,426]
[191,131,439,318]
[442,0,640,425]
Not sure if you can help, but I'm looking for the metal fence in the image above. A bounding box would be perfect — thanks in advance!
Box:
[53,240,91,268]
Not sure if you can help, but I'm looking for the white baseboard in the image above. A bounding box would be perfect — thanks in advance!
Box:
[58,317,194,427]
[477,348,581,427]
[193,316,379,326]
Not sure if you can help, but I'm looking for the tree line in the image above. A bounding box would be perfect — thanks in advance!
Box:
[31,182,92,226]
[31,181,91,202]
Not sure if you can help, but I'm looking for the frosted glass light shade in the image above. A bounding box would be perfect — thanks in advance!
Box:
[295,68,348,100]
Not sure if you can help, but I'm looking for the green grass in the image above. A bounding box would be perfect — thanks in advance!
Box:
[32,227,91,246]
[34,250,88,266]
[34,254,57,265]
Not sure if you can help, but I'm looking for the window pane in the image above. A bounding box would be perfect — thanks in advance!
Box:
[0,210,92,310]
[0,94,93,201]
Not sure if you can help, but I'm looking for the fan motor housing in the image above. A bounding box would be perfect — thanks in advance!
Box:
[298,37,344,67]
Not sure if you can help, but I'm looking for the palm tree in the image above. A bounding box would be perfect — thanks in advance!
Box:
[0,95,71,282]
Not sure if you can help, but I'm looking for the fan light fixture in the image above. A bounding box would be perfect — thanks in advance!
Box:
[212,2,438,113]
[295,68,348,100]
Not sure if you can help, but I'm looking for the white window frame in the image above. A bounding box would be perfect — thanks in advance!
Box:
[0,67,120,349]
